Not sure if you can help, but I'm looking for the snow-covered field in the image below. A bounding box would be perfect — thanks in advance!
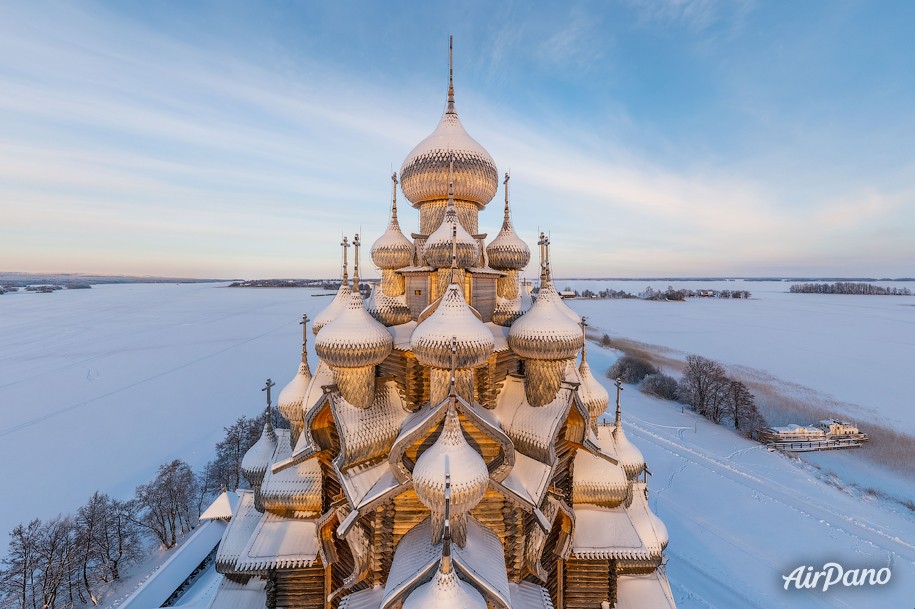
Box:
[1,281,912,608]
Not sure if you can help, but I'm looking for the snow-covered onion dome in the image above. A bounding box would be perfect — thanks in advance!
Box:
[486,173,530,270]
[538,279,581,325]
[312,237,351,336]
[400,41,497,208]
[612,381,646,479]
[241,395,278,490]
[577,318,610,424]
[411,285,494,369]
[315,236,393,408]
[277,314,313,446]
[366,282,412,327]
[508,269,582,360]
[423,171,479,269]
[412,406,489,545]
[370,172,413,270]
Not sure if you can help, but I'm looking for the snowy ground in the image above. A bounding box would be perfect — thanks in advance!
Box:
[1,281,912,608]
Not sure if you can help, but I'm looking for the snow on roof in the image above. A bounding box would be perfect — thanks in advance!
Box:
[388,320,509,352]
[597,424,644,479]
[380,516,511,609]
[215,491,262,573]
[234,512,319,572]
[507,280,582,360]
[121,519,228,609]
[339,459,401,511]
[332,380,409,471]
[615,570,677,609]
[411,284,494,368]
[339,586,385,609]
[493,375,571,464]
[508,582,555,609]
[260,429,321,516]
[207,575,267,609]
[572,448,628,507]
[571,482,667,561]
[200,491,241,522]
[497,451,552,509]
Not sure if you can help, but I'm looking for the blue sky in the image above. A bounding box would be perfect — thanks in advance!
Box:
[1,0,913,278]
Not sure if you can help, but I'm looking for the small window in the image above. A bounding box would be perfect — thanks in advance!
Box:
[414,289,422,296]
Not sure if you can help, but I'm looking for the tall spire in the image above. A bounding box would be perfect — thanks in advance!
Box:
[390,172,400,222]
[447,35,455,114]
[615,377,624,427]
[352,233,361,291]
[340,235,350,284]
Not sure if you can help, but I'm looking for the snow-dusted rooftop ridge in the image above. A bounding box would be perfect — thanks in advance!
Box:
[200,491,241,522]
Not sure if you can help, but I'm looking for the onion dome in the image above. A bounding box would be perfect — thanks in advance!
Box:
[241,383,279,488]
[539,280,581,324]
[371,173,413,270]
[366,283,412,327]
[313,237,351,336]
[314,255,393,370]
[508,284,582,361]
[278,315,313,444]
[413,406,489,535]
[612,379,645,479]
[578,318,609,421]
[411,284,493,369]
[400,40,497,207]
[423,169,479,268]
[508,233,583,360]
[486,174,530,270]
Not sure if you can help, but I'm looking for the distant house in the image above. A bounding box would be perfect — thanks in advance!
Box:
[759,419,868,451]
[559,290,577,299]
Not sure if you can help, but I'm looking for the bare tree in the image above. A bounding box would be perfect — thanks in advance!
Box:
[608,355,659,384]
[725,380,766,432]
[0,519,41,609]
[208,417,262,492]
[639,372,679,401]
[133,460,199,549]
[678,355,730,423]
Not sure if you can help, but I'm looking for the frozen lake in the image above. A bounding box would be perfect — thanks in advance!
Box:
[1,280,913,608]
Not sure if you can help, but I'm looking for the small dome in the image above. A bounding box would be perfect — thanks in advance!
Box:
[486,176,530,270]
[312,283,350,336]
[366,283,412,326]
[402,566,486,609]
[277,362,311,426]
[411,284,494,369]
[423,198,479,269]
[614,424,646,479]
[508,278,583,360]
[413,408,489,522]
[371,175,414,270]
[241,416,277,487]
[539,280,581,324]
[579,358,609,421]
[400,110,498,207]
[315,290,393,369]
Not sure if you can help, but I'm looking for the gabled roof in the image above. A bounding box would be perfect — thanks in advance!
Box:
[571,482,667,562]
[615,570,677,609]
[208,575,267,609]
[200,491,240,522]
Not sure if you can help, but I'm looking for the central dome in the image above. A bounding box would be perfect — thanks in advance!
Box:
[400,43,498,208]
[400,112,498,207]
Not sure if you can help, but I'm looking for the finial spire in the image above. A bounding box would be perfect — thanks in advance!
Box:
[441,473,453,573]
[340,235,350,284]
[262,378,277,432]
[352,233,361,292]
[615,377,623,427]
[390,172,399,221]
[538,231,551,282]
[447,36,455,113]
[300,314,310,364]
[448,337,457,396]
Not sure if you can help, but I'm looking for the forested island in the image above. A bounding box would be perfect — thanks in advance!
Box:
[789,282,912,295]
